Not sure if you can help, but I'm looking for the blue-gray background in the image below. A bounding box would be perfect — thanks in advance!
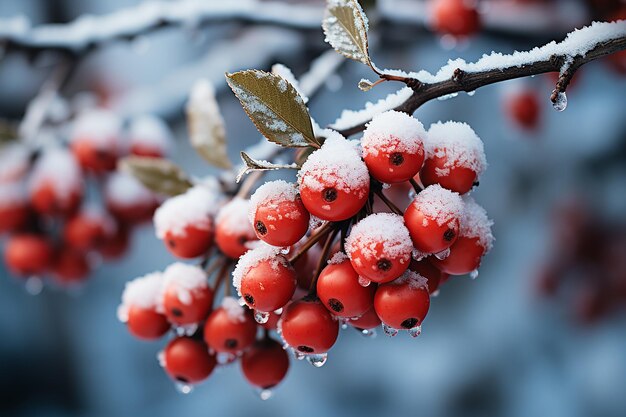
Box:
[1,1,625,416]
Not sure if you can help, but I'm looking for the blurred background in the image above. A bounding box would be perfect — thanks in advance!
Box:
[1,0,625,416]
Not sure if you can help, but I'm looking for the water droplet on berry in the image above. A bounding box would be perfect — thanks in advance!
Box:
[358,276,371,287]
[157,351,166,367]
[382,323,398,337]
[412,249,427,261]
[431,289,440,297]
[175,382,194,394]
[25,276,43,295]
[279,247,290,255]
[292,349,306,360]
[216,352,237,365]
[408,325,422,338]
[361,328,377,338]
[273,307,283,315]
[258,388,274,400]
[434,248,450,260]
[470,269,479,280]
[254,310,270,324]
[306,353,328,368]
[552,91,567,112]
[340,319,349,330]
[382,183,391,189]
[174,323,198,336]
[238,297,246,306]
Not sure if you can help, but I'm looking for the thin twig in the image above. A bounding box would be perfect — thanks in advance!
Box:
[409,178,422,194]
[374,189,402,215]
[288,221,333,264]
[308,227,340,294]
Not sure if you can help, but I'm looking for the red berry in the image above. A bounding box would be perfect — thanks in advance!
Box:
[164,224,214,259]
[374,271,430,330]
[0,183,29,233]
[317,257,376,318]
[362,111,426,183]
[99,225,131,260]
[280,298,339,354]
[431,197,493,275]
[128,115,172,158]
[30,181,82,217]
[506,89,541,130]
[404,184,463,254]
[298,133,370,221]
[349,306,381,330]
[161,263,213,325]
[421,121,486,195]
[51,247,91,285]
[164,337,216,384]
[4,234,53,276]
[70,110,122,173]
[105,173,157,224]
[409,259,443,294]
[119,272,169,340]
[215,198,257,259]
[127,305,170,340]
[249,180,310,247]
[261,310,282,331]
[203,298,258,354]
[241,338,290,389]
[431,0,481,37]
[63,209,116,251]
[346,213,413,283]
[234,246,297,313]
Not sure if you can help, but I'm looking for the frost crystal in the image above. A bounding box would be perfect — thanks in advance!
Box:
[221,296,246,323]
[331,87,413,131]
[248,180,300,225]
[117,272,164,322]
[460,197,494,252]
[362,110,426,158]
[161,263,208,307]
[426,121,486,177]
[413,184,464,226]
[346,213,413,263]
[232,244,286,293]
[216,197,256,236]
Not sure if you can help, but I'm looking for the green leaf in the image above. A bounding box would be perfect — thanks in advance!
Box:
[322,0,372,67]
[186,80,232,169]
[119,157,193,196]
[225,70,319,148]
[237,151,298,183]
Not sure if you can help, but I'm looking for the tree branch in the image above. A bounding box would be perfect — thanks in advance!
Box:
[336,26,626,137]
[0,0,322,57]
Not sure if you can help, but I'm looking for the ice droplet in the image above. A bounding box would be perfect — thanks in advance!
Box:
[382,183,391,189]
[175,382,193,394]
[238,297,246,306]
[175,323,198,336]
[382,323,398,337]
[361,328,377,338]
[258,388,273,400]
[437,92,459,101]
[412,249,427,261]
[358,276,371,287]
[292,349,306,360]
[273,308,283,315]
[552,91,567,112]
[157,351,166,368]
[431,289,441,297]
[467,90,476,96]
[358,79,374,91]
[279,247,290,255]
[434,248,451,260]
[340,319,349,330]
[470,270,479,280]
[306,353,328,368]
[408,325,422,338]
[25,276,43,295]
[254,310,270,324]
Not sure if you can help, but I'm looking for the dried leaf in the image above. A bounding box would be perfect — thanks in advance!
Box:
[120,157,193,196]
[322,0,372,67]
[186,80,231,169]
[237,151,298,183]
[225,70,319,148]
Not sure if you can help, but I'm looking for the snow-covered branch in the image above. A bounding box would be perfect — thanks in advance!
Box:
[0,0,322,56]
[335,21,626,137]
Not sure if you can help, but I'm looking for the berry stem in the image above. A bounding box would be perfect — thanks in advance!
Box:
[373,189,403,215]
[288,221,334,264]
[409,178,423,195]
[236,170,264,199]
[212,260,232,295]
[308,226,340,294]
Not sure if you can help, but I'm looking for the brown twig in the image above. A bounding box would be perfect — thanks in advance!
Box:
[288,221,333,264]
[308,227,340,294]
[374,189,402,215]
[409,178,422,195]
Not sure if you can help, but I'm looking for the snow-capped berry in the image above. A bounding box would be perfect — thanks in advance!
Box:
[279,298,339,354]
[0,182,29,233]
[51,247,91,285]
[409,259,443,294]
[215,197,257,259]
[505,89,541,131]
[431,197,494,275]
[118,272,169,340]
[404,184,464,254]
[431,0,481,37]
[362,111,426,183]
[349,306,381,331]
[233,245,296,313]
[203,297,258,354]
[4,234,53,276]
[154,186,220,259]
[70,109,123,173]
[29,149,83,217]
[241,338,290,389]
[346,213,413,283]
[105,172,157,224]
[160,263,213,325]
[99,225,130,260]
[128,114,172,158]
[298,132,369,221]
[421,121,486,195]
[0,143,29,183]
[249,180,310,247]
[316,257,376,318]
[63,207,117,251]
[163,337,216,384]
[374,271,430,330]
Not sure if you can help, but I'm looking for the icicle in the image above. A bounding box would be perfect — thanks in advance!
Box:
[552,91,567,112]
[408,325,422,338]
[382,323,398,337]
[306,353,328,368]
[254,310,270,324]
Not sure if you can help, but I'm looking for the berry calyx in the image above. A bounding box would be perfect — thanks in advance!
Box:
[249,180,310,247]
[203,297,258,354]
[241,338,290,389]
[215,197,257,259]
[161,263,213,325]
[346,213,413,283]
[404,184,463,254]
[374,271,430,330]
[362,111,426,183]
[316,256,376,318]
[279,298,339,354]
[163,337,216,384]
[4,234,53,276]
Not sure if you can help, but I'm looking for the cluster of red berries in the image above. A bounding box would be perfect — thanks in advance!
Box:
[121,110,494,396]
[536,198,626,323]
[0,109,170,288]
